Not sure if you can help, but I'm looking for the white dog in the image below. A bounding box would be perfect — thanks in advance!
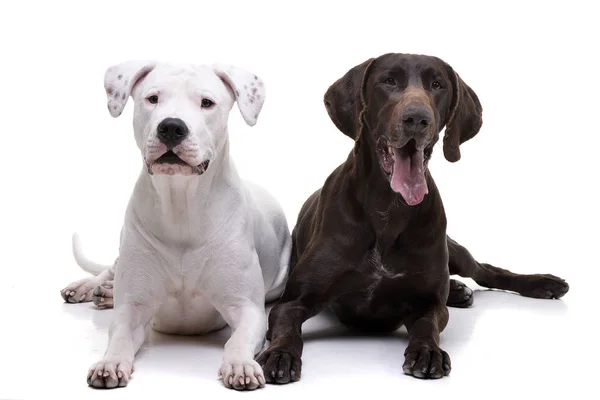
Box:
[60,60,291,390]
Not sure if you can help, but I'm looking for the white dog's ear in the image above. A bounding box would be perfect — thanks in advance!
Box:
[104,60,156,118]
[212,64,265,126]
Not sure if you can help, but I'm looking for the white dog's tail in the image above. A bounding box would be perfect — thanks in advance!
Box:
[72,233,113,276]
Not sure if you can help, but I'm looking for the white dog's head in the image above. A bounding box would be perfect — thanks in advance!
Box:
[104,61,265,176]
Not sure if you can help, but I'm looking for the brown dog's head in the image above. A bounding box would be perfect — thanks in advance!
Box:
[324,53,482,205]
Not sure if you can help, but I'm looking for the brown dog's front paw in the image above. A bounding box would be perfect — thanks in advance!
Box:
[519,274,569,299]
[256,348,302,384]
[403,345,450,379]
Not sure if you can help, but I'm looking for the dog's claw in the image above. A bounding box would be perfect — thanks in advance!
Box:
[257,348,302,385]
[219,360,264,391]
[403,345,450,379]
[88,359,132,389]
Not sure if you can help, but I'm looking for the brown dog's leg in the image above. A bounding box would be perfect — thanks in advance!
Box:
[447,236,569,299]
[257,248,354,385]
[403,303,451,379]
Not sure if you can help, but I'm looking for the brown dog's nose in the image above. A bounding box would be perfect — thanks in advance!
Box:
[402,106,432,135]
[157,118,189,148]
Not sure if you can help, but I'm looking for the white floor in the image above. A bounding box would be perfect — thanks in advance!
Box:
[1,268,592,400]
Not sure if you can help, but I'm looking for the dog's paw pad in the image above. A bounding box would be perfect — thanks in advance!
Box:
[219,360,264,390]
[88,359,132,389]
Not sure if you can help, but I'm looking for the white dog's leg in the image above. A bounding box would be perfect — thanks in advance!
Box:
[60,268,114,304]
[87,247,162,389]
[217,301,267,390]
[87,302,154,388]
[212,254,267,391]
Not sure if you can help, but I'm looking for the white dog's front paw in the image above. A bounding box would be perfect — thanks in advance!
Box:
[87,358,133,389]
[219,359,265,390]
[60,278,95,303]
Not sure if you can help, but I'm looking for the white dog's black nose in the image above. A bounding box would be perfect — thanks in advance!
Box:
[157,118,189,148]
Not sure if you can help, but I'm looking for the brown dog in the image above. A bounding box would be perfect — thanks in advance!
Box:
[257,53,569,383]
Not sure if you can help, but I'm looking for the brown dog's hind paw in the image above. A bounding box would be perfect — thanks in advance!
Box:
[518,274,569,299]
[403,345,451,379]
[446,279,474,308]
[256,349,301,385]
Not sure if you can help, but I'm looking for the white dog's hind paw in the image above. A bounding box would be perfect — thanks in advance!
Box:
[219,360,265,390]
[92,281,114,308]
[60,278,95,303]
[87,359,133,389]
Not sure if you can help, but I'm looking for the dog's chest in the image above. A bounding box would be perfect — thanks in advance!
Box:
[367,248,405,281]
[361,248,405,300]
[331,248,412,323]
[148,248,225,335]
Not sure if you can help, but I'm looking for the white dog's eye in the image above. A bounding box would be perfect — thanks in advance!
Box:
[147,95,159,104]
[201,98,215,108]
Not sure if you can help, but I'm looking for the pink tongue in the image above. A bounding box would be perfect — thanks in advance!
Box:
[390,147,428,205]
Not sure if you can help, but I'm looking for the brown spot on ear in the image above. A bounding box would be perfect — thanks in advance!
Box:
[106,88,113,95]
[254,75,258,80]
[252,87,257,94]
[254,113,258,119]
[122,93,126,100]
[113,105,118,110]
[250,98,255,104]
[118,74,123,80]
[114,91,120,98]
[235,90,240,97]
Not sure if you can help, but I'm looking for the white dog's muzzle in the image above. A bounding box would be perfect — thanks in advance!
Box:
[145,117,211,176]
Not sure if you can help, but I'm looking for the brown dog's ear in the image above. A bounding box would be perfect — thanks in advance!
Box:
[324,58,375,140]
[443,65,483,162]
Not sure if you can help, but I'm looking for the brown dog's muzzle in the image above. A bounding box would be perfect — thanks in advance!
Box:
[377,87,437,206]
[390,87,436,146]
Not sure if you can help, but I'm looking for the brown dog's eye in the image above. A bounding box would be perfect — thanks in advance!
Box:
[431,81,442,90]
[384,77,396,86]
[147,95,159,104]
[201,98,215,108]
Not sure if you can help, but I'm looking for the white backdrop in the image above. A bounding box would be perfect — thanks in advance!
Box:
[1,0,598,399]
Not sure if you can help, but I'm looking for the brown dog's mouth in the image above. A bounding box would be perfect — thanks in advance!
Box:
[147,151,210,176]
[377,138,431,206]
